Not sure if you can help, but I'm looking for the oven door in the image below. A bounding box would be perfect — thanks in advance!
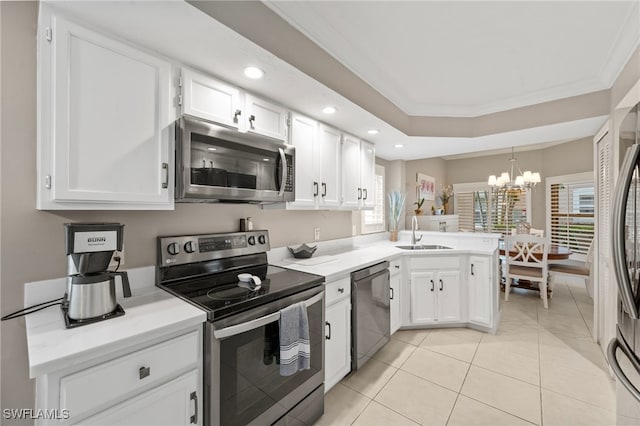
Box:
[206,287,325,426]
[177,116,295,203]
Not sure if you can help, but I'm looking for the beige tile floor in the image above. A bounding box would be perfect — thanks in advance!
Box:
[316,281,616,426]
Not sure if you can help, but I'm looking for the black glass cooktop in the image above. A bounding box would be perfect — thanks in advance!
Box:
[158,263,324,321]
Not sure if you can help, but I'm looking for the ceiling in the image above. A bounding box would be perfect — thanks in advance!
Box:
[266,1,639,117]
[46,1,639,161]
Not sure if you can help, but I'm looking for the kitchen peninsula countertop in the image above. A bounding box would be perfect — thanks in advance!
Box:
[271,231,500,281]
[24,266,206,378]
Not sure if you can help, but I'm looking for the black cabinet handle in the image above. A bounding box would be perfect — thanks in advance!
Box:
[139,366,151,380]
[338,288,344,293]
[161,163,169,189]
[325,321,332,340]
[363,188,368,200]
[358,188,362,200]
[313,181,319,197]
[233,109,242,123]
[190,391,198,424]
[471,264,475,276]
[439,279,444,291]
[322,182,327,197]
[249,114,256,128]
[395,265,400,269]
[390,287,394,300]
[430,280,434,292]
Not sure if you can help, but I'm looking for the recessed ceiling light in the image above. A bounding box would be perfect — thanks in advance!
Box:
[322,106,336,114]
[395,144,404,148]
[367,129,379,135]
[207,147,217,151]
[263,158,270,162]
[244,66,264,79]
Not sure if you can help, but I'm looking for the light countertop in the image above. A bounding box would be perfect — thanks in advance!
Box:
[25,267,206,378]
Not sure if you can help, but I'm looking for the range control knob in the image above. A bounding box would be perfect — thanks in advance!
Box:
[167,242,180,256]
[248,236,256,246]
[184,241,196,253]
[258,235,266,245]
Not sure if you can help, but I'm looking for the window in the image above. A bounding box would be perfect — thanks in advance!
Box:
[454,182,530,233]
[362,165,385,234]
[546,172,594,259]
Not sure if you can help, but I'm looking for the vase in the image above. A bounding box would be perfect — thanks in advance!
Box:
[443,203,448,215]
[414,209,423,216]
[389,230,398,242]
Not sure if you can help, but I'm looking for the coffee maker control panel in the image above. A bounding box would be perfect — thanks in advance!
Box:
[158,231,270,266]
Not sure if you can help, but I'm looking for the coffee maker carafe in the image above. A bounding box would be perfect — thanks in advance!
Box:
[63,223,132,327]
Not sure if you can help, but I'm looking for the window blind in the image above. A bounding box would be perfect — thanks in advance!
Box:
[363,173,385,226]
[455,187,525,233]
[549,182,594,255]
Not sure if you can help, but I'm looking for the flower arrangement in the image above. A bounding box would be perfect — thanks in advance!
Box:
[438,185,454,206]
[413,198,425,215]
[387,191,406,231]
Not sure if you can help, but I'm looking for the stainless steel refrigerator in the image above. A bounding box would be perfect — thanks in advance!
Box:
[610,104,640,424]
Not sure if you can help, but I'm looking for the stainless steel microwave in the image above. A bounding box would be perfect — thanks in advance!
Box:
[175,116,295,203]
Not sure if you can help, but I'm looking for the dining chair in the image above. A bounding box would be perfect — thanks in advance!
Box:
[548,239,594,298]
[529,228,544,237]
[503,234,551,308]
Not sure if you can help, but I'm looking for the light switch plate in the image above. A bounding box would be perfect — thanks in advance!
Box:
[314,227,320,241]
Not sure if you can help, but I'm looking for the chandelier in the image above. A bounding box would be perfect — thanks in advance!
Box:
[487,147,540,190]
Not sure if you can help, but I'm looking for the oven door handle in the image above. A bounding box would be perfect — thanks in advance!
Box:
[213,291,324,339]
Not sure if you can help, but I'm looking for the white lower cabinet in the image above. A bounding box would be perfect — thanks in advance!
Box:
[390,259,402,334]
[35,328,203,425]
[77,369,199,426]
[468,255,495,328]
[324,278,351,392]
[409,256,462,325]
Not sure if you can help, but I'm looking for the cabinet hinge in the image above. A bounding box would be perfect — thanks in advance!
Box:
[177,94,183,106]
[45,27,52,42]
[178,76,183,87]
[45,175,51,190]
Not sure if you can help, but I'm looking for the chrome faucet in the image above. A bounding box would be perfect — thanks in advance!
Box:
[411,216,423,245]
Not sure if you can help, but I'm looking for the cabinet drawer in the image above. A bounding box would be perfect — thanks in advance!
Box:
[410,256,460,270]
[325,277,351,305]
[60,331,199,418]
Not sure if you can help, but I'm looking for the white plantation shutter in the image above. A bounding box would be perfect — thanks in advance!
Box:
[456,191,475,231]
[454,183,527,233]
[490,189,528,234]
[546,173,594,257]
[362,165,385,233]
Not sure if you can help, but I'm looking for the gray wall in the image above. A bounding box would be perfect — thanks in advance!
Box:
[445,137,594,229]
[0,2,353,415]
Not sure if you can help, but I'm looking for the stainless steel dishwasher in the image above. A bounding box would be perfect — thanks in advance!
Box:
[351,261,390,371]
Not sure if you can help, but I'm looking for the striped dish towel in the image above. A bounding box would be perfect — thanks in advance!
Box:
[279,302,310,376]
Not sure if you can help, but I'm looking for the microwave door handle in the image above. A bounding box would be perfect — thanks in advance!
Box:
[213,291,323,339]
[278,148,287,197]
[608,338,640,402]
[612,144,640,319]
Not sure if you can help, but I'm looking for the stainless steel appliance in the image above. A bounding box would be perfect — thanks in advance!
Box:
[176,116,295,203]
[156,231,325,426]
[609,103,640,423]
[351,261,390,371]
[63,223,131,327]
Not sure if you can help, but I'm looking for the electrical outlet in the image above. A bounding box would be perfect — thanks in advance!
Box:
[109,248,124,270]
[314,227,320,242]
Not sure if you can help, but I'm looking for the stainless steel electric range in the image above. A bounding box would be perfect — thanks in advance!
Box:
[156,230,325,426]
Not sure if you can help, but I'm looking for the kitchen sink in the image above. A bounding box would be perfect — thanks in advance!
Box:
[396,244,453,250]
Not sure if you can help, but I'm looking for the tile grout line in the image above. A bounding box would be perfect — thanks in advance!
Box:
[537,301,544,426]
[445,331,483,425]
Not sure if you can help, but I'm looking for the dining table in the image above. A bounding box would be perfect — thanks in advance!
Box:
[499,242,572,293]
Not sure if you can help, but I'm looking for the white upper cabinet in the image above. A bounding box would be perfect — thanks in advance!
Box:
[341,135,375,209]
[245,94,289,141]
[287,114,341,209]
[317,124,342,208]
[37,7,174,210]
[181,68,241,129]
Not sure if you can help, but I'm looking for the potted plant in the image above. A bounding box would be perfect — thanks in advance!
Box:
[387,191,406,241]
[413,198,425,215]
[437,185,454,214]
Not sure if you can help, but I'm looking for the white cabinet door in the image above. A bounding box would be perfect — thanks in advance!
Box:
[341,135,362,209]
[182,68,241,129]
[436,270,462,323]
[245,94,289,141]
[390,273,402,334]
[410,271,437,324]
[468,256,493,327]
[318,124,342,208]
[39,12,173,209]
[325,297,351,392]
[360,141,376,209]
[288,113,318,208]
[78,370,200,426]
